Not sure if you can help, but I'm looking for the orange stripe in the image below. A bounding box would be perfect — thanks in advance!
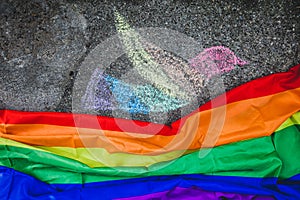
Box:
[1,88,299,155]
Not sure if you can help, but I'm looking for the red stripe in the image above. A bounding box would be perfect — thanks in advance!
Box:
[1,64,299,136]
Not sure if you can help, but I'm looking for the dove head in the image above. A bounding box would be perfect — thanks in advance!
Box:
[189,46,248,78]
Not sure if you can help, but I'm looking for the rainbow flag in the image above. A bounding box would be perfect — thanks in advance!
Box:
[0,64,299,199]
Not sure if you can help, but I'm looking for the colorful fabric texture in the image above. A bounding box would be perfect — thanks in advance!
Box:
[0,64,299,199]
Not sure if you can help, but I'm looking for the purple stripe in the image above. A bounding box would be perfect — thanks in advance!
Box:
[117,186,274,200]
[81,68,115,111]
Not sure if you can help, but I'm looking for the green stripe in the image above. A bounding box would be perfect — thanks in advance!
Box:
[272,124,300,178]
[1,124,299,184]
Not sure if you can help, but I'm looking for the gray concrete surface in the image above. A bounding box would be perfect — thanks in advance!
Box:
[0,0,299,123]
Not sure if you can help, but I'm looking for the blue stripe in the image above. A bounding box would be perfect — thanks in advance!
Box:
[1,166,299,200]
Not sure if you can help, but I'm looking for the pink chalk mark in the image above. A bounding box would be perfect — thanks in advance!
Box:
[189,46,248,78]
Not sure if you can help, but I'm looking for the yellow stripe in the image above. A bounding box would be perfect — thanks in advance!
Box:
[276,112,300,132]
[0,137,193,167]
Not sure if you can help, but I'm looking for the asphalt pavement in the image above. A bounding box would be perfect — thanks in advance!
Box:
[0,0,299,123]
